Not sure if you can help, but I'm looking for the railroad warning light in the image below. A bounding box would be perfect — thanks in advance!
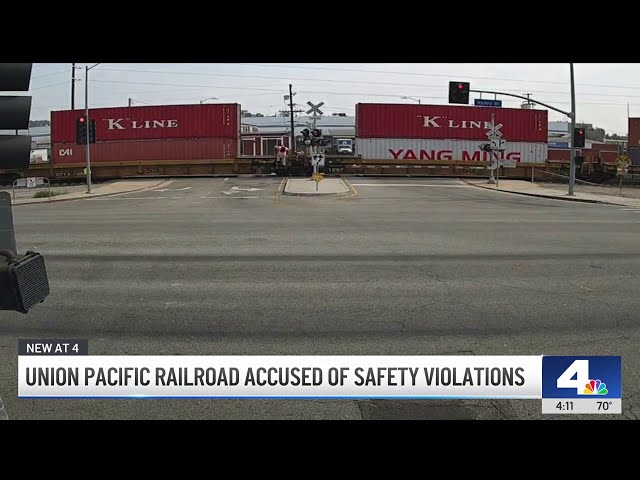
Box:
[79,116,85,123]
[311,128,322,138]
[448,81,470,105]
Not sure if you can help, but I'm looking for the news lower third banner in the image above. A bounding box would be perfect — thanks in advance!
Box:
[16,340,622,413]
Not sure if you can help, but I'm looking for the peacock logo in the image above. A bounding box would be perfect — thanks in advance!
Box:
[584,379,608,395]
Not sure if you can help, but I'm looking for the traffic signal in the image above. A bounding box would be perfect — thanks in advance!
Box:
[76,116,87,145]
[574,128,586,148]
[88,119,96,144]
[0,250,50,314]
[481,144,492,152]
[311,128,322,138]
[449,81,470,105]
[0,63,33,170]
[301,128,310,138]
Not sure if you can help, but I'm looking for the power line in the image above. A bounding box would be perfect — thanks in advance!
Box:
[95,67,640,100]
[30,81,70,91]
[31,69,70,80]
[229,63,640,92]
[92,79,286,93]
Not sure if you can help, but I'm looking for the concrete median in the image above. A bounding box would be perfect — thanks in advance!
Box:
[283,178,350,196]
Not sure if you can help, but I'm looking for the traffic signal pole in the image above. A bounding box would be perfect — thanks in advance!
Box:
[568,63,577,196]
[85,65,92,194]
[289,84,295,156]
[468,63,577,196]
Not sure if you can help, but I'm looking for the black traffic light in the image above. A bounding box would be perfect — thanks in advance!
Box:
[0,63,33,170]
[0,249,50,314]
[76,116,87,145]
[301,128,310,138]
[449,81,470,105]
[88,119,96,143]
[574,128,586,148]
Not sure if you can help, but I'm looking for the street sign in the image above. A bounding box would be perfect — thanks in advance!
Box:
[475,99,502,107]
[26,177,36,188]
[306,101,324,116]
[311,173,324,183]
[617,155,630,169]
[311,153,325,167]
[490,139,506,151]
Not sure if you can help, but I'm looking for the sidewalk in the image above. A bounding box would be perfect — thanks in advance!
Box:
[12,178,174,205]
[283,178,350,196]
[463,179,640,207]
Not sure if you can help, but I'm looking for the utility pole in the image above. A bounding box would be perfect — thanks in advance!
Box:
[568,63,577,196]
[71,63,76,110]
[289,84,295,152]
[128,98,132,107]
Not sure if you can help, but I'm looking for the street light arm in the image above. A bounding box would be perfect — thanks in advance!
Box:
[469,89,572,117]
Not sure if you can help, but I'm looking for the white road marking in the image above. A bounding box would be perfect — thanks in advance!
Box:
[230,186,263,192]
[349,183,470,187]
[153,187,192,192]
[620,208,640,211]
[89,196,182,200]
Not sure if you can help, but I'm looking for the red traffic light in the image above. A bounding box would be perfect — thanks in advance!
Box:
[457,83,464,90]
[578,129,584,135]
[79,117,85,123]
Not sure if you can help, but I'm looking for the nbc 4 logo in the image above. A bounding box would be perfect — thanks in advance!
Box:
[557,360,608,396]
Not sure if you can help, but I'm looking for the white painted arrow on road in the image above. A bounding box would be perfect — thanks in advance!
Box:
[153,187,192,192]
[231,186,263,192]
[221,186,264,195]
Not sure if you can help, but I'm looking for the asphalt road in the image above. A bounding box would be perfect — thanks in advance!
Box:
[1,176,638,420]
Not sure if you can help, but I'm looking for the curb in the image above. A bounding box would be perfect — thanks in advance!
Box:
[459,179,622,206]
[13,178,175,206]
[282,179,350,197]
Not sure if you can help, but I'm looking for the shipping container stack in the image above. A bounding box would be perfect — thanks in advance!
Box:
[355,103,549,164]
[629,118,640,166]
[50,104,241,165]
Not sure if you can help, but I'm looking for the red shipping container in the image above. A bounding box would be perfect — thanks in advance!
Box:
[590,143,618,152]
[629,118,640,147]
[52,138,238,164]
[600,151,618,164]
[51,103,241,144]
[547,149,571,161]
[356,103,548,142]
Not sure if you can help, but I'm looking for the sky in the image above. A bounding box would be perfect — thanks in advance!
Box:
[25,63,640,135]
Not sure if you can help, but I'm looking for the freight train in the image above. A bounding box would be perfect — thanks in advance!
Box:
[1,102,634,184]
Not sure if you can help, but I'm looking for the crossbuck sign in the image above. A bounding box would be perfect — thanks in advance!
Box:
[306,101,324,116]
[486,123,503,139]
